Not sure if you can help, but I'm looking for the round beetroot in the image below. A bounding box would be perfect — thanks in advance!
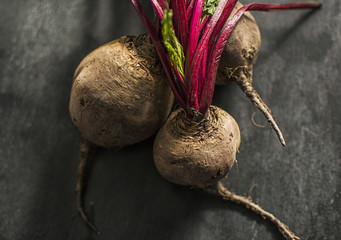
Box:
[69,34,174,148]
[153,105,241,188]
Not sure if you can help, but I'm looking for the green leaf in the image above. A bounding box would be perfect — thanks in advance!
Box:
[161,7,185,79]
[202,0,220,20]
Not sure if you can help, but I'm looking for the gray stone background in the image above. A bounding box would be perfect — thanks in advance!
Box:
[1,0,340,239]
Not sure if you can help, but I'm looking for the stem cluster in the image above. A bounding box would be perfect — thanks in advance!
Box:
[131,0,320,120]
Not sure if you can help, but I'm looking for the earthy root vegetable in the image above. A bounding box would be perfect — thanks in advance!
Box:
[69,34,174,149]
[154,105,240,188]
[132,0,320,239]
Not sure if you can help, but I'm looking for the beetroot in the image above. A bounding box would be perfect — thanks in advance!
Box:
[69,34,173,149]
[154,105,240,188]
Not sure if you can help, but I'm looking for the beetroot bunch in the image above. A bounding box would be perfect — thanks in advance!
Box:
[70,0,321,238]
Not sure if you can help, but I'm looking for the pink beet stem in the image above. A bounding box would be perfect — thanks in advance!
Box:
[132,0,321,117]
[172,0,188,51]
[245,1,321,12]
[170,64,187,99]
[187,0,205,68]
[185,0,205,111]
[200,0,237,105]
[187,0,229,111]
[198,17,209,35]
[199,1,321,114]
[186,0,195,21]
[186,0,194,9]
[206,0,237,61]
[157,0,166,10]
[150,0,164,20]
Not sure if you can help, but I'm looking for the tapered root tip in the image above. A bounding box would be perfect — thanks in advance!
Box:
[216,181,300,240]
[76,138,100,235]
[77,208,101,235]
[279,133,286,147]
[269,118,286,147]
[235,76,286,146]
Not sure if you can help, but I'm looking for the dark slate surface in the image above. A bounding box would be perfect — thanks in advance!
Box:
[1,0,340,239]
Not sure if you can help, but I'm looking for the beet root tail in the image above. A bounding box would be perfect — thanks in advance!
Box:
[234,72,286,146]
[216,181,299,240]
[75,138,100,235]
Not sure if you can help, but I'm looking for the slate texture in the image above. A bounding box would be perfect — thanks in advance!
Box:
[1,0,340,240]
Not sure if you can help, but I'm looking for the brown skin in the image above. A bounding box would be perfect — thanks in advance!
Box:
[153,105,241,188]
[69,34,174,149]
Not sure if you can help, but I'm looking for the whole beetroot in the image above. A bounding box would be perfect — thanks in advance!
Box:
[69,34,174,149]
[154,105,240,188]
